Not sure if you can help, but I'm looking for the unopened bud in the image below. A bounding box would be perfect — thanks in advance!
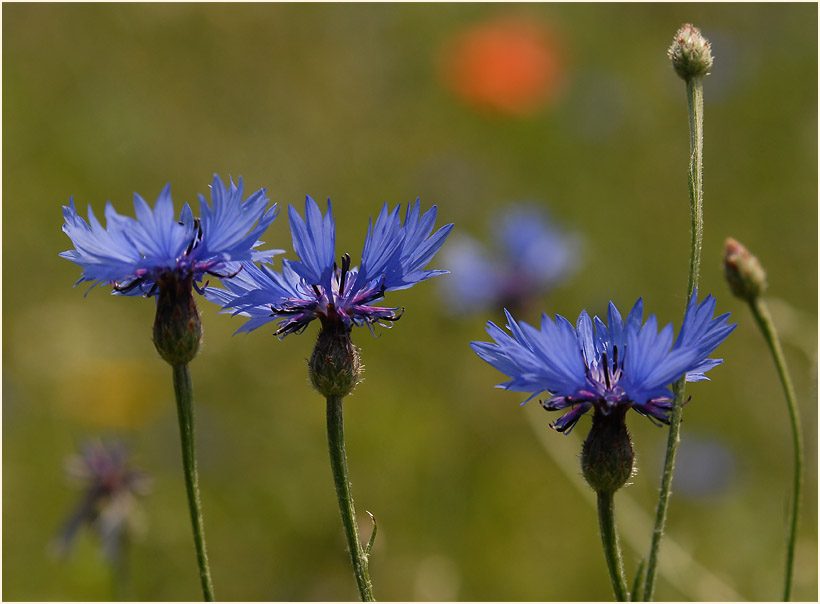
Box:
[309,316,362,398]
[152,273,202,365]
[668,24,713,80]
[581,407,634,494]
[724,237,767,302]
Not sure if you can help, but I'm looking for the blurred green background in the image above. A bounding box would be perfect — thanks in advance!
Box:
[3,3,817,601]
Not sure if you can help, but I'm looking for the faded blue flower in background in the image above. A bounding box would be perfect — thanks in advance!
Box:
[206,196,453,335]
[438,203,581,315]
[53,440,150,561]
[668,434,737,498]
[60,174,281,296]
[471,291,736,433]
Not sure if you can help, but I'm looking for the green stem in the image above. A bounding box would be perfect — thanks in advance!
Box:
[684,76,704,298]
[597,491,629,601]
[631,559,646,603]
[326,395,375,601]
[172,363,215,601]
[109,536,129,602]
[749,298,803,601]
[643,75,705,601]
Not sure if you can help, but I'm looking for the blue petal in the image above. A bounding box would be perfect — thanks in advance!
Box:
[196,174,281,265]
[471,308,587,402]
[288,197,336,289]
[622,293,735,403]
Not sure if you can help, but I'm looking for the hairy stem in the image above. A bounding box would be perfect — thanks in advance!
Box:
[644,75,704,601]
[598,491,630,601]
[172,363,215,601]
[326,395,375,601]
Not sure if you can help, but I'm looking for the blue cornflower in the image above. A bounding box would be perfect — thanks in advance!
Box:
[439,203,581,314]
[471,292,736,434]
[60,174,281,296]
[206,196,453,336]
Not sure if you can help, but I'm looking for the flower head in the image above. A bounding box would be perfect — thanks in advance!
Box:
[60,174,281,297]
[439,203,581,314]
[471,292,736,434]
[723,237,767,302]
[53,440,150,561]
[668,23,713,80]
[206,196,453,336]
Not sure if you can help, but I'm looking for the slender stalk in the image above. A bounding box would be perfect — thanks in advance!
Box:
[597,491,629,601]
[109,537,129,602]
[643,75,705,601]
[326,395,375,601]
[684,77,704,298]
[631,559,646,603]
[172,363,215,601]
[749,298,803,601]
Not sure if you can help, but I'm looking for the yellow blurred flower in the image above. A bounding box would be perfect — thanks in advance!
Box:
[58,358,166,429]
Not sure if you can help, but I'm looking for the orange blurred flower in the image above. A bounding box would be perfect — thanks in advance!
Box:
[440,15,567,116]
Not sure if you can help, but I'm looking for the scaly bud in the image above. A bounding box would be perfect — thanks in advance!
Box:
[309,313,362,398]
[724,237,767,302]
[668,24,713,80]
[581,407,634,494]
[152,272,202,365]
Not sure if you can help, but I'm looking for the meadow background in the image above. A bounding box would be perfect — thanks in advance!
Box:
[3,3,817,601]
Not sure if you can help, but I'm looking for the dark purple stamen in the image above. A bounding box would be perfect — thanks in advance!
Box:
[204,264,242,280]
[183,218,203,255]
[113,276,158,297]
[338,253,351,294]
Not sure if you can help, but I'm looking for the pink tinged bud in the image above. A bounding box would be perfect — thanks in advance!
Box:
[668,24,714,80]
[724,237,767,302]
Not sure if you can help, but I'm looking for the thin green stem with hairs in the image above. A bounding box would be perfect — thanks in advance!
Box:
[172,363,216,601]
[598,492,630,601]
[326,394,375,602]
[643,74,705,601]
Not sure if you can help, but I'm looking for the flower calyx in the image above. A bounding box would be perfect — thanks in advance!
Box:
[152,272,202,366]
[581,406,635,494]
[309,313,363,398]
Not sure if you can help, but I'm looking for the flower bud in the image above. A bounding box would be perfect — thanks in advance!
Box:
[581,407,634,494]
[152,272,202,366]
[309,315,362,398]
[668,24,713,80]
[724,237,767,302]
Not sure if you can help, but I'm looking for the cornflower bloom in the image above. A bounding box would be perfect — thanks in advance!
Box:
[206,196,453,338]
[206,196,452,601]
[471,291,735,436]
[439,203,580,314]
[61,173,280,298]
[60,174,278,600]
[60,174,280,365]
[54,440,150,562]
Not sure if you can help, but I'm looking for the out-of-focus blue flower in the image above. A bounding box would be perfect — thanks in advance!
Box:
[668,434,736,498]
[53,440,150,561]
[206,196,453,335]
[471,291,736,433]
[439,203,580,314]
[60,174,281,296]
